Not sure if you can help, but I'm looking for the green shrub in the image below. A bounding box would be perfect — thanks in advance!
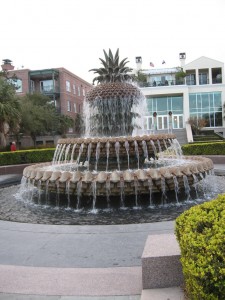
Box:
[0,149,55,166]
[175,195,225,299]
[182,142,225,155]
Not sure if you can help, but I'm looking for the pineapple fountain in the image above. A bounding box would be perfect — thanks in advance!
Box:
[22,49,214,210]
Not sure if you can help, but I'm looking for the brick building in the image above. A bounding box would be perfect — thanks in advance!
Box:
[1,59,93,147]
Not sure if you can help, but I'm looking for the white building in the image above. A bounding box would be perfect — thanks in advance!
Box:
[137,53,225,144]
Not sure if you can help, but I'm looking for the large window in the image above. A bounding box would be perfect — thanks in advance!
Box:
[146,95,183,116]
[189,92,222,127]
[8,78,22,93]
[40,80,54,92]
[145,95,183,130]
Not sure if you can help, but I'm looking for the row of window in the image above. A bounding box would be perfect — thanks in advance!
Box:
[145,92,223,129]
[66,80,85,96]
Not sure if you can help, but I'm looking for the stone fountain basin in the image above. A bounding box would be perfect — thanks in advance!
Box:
[23,156,214,196]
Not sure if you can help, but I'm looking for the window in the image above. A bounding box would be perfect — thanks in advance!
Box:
[79,104,82,113]
[66,80,71,92]
[146,95,184,130]
[40,80,54,93]
[83,88,85,96]
[78,86,80,96]
[189,92,222,127]
[68,127,73,133]
[73,84,76,94]
[67,100,72,112]
[30,80,35,93]
[8,78,22,93]
[74,103,77,113]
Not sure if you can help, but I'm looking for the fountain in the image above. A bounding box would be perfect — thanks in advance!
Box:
[20,49,214,212]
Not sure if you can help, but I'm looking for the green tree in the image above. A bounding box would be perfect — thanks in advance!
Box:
[0,74,21,149]
[89,48,133,84]
[20,93,74,146]
[56,114,74,137]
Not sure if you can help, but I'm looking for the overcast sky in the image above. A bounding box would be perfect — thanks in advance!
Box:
[1,0,225,83]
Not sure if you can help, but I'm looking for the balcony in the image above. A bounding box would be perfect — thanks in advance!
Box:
[138,79,185,88]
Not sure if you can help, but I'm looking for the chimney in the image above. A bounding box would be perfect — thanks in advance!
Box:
[135,56,142,71]
[179,53,186,67]
[1,59,15,71]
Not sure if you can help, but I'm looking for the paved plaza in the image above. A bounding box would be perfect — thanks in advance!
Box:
[0,163,224,299]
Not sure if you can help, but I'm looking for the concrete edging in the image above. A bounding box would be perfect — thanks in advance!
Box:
[142,233,183,289]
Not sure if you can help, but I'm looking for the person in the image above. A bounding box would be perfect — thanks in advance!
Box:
[10,141,16,151]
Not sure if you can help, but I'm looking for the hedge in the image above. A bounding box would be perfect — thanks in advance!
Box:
[182,142,225,155]
[175,195,225,299]
[0,149,55,166]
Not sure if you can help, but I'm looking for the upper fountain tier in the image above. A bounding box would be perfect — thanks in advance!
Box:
[84,82,146,137]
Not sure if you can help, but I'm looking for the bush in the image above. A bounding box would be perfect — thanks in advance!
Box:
[0,149,55,166]
[182,142,225,155]
[175,195,225,299]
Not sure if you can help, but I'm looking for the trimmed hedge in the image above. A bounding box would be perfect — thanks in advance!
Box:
[182,142,225,155]
[0,149,55,166]
[175,195,225,300]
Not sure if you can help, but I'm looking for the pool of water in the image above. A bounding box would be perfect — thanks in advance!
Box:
[0,175,224,225]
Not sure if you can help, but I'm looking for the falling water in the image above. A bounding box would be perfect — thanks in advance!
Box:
[106,178,111,208]
[183,175,191,201]
[45,180,49,205]
[70,143,77,164]
[192,174,199,199]
[57,144,66,164]
[134,177,139,207]
[87,143,92,171]
[92,181,97,211]
[150,140,158,159]
[106,141,110,172]
[161,177,167,204]
[124,140,130,169]
[56,181,60,207]
[37,180,42,205]
[115,141,120,171]
[134,140,140,169]
[64,144,71,163]
[77,143,84,168]
[95,142,101,171]
[76,180,82,210]
[147,177,153,207]
[119,176,125,208]
[173,176,179,203]
[142,140,148,161]
[52,144,61,164]
[66,181,71,209]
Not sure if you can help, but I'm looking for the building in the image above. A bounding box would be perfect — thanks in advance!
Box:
[1,59,93,146]
[136,53,225,144]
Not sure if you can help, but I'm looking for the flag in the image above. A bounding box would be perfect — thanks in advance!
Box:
[162,60,166,64]
[150,62,154,67]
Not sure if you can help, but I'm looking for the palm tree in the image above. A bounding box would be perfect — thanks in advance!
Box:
[89,48,133,84]
[87,49,142,137]
[0,76,21,148]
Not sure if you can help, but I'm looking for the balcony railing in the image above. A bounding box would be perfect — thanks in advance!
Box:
[212,78,222,84]
[40,85,60,94]
[138,79,185,88]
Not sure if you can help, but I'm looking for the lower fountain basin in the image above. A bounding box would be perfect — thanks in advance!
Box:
[22,156,213,197]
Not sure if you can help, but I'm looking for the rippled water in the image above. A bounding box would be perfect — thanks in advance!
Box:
[0,175,224,225]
